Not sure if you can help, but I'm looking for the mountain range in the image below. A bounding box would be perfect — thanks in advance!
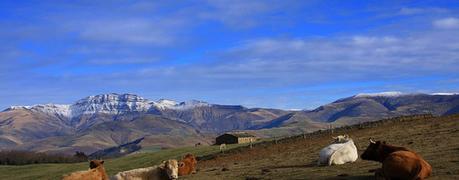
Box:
[1,92,458,154]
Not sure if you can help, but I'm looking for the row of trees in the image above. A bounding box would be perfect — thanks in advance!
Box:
[0,150,88,165]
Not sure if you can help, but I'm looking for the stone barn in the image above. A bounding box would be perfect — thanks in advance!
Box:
[216,133,257,145]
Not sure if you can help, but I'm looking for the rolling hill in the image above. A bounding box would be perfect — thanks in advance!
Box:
[257,92,459,130]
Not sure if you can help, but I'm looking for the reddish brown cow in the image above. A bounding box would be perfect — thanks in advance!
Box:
[361,138,432,180]
[63,160,109,180]
[178,153,197,176]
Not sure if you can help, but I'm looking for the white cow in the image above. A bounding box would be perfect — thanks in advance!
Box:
[318,134,358,166]
[219,143,227,153]
[112,159,178,180]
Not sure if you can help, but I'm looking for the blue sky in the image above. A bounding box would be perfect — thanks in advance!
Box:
[1,0,459,110]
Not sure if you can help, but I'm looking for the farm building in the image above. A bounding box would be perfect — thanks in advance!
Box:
[216,133,257,145]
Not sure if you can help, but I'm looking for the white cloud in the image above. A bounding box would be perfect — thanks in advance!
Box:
[200,0,279,28]
[87,57,158,65]
[398,7,448,16]
[433,17,459,29]
[198,30,459,81]
[352,36,398,46]
[75,18,185,45]
[399,7,425,15]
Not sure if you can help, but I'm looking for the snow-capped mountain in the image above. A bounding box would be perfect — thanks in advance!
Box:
[354,91,459,98]
[5,93,211,119]
[0,93,288,154]
[354,91,405,98]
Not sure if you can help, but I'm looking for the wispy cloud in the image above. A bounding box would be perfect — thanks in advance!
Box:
[199,0,277,28]
[433,17,459,29]
[398,7,449,15]
[76,18,184,45]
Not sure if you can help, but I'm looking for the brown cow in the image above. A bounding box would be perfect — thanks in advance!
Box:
[62,160,109,180]
[178,153,197,176]
[361,138,432,180]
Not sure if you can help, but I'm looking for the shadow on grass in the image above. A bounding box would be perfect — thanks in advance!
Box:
[266,162,317,169]
[324,175,373,180]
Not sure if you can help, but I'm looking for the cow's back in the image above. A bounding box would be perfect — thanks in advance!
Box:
[382,151,429,180]
[112,166,164,180]
[329,140,358,165]
[318,140,358,165]
[318,143,342,165]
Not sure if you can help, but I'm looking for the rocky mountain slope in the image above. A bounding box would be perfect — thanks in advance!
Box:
[0,93,288,154]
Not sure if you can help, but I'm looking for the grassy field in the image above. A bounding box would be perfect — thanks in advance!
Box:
[184,115,459,180]
[0,114,458,179]
[0,143,250,179]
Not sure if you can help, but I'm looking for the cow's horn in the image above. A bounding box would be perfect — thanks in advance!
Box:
[369,138,375,143]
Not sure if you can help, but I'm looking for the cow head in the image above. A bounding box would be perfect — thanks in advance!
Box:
[89,160,104,169]
[161,159,179,180]
[361,138,385,161]
[183,153,194,159]
[183,154,197,164]
[333,134,350,143]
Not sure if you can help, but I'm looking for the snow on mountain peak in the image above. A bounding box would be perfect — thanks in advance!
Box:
[153,99,179,109]
[71,93,152,117]
[7,104,71,117]
[4,93,211,117]
[153,99,209,110]
[175,100,210,109]
[355,91,404,98]
[430,92,459,96]
[354,91,459,98]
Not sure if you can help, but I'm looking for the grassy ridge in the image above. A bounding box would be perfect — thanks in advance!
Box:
[0,143,249,180]
[183,114,459,180]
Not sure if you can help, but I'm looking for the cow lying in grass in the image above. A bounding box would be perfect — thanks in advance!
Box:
[318,135,358,166]
[361,138,432,180]
[112,159,179,180]
[178,153,197,176]
[62,160,109,180]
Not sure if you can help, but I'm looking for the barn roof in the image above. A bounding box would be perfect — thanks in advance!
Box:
[221,133,256,138]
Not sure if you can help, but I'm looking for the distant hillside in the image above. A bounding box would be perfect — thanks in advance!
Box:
[0,93,288,154]
[1,92,458,154]
[13,115,211,154]
[255,92,459,130]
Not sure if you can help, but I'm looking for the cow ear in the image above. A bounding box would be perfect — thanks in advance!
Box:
[382,141,386,144]
[101,160,104,164]
[179,162,185,167]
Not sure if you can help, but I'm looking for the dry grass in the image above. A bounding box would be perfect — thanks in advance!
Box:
[183,115,459,180]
